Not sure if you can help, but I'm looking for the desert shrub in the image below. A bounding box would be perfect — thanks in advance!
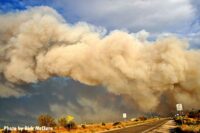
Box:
[58,117,77,129]
[81,124,86,129]
[112,122,121,126]
[138,116,147,121]
[2,129,11,133]
[174,116,185,125]
[188,110,200,119]
[180,125,200,133]
[37,114,56,127]
[174,119,182,125]
[170,127,182,133]
[183,118,198,125]
[188,111,196,118]
[64,121,77,129]
[197,120,200,124]
[58,117,67,127]
[102,122,106,126]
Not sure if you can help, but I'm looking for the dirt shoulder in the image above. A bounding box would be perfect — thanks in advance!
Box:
[149,120,177,133]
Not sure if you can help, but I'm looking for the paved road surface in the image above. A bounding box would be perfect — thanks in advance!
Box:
[105,119,169,133]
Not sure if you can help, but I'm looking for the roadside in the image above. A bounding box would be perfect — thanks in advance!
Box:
[0,118,166,133]
[99,119,169,133]
[98,118,163,133]
[149,120,177,133]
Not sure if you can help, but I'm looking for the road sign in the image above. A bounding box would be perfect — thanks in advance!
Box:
[123,113,127,118]
[176,104,183,111]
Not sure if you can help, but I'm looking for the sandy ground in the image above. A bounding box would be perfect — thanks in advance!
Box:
[149,120,177,133]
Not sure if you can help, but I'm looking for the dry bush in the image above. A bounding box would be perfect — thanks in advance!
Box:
[181,124,200,132]
[138,116,147,121]
[37,114,56,127]
[112,122,121,126]
[58,117,67,127]
[187,110,200,119]
[64,121,77,129]
[102,122,106,126]
[81,124,86,129]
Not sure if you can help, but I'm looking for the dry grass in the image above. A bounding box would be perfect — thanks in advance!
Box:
[51,118,160,133]
[176,117,200,133]
[2,118,160,133]
[180,124,200,132]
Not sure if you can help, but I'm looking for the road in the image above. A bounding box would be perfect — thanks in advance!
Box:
[104,119,169,133]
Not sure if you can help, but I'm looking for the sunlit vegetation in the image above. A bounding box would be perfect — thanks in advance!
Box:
[37,114,56,127]
[174,109,200,133]
[0,114,161,133]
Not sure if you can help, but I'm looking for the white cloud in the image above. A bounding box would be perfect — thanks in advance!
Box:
[56,0,195,32]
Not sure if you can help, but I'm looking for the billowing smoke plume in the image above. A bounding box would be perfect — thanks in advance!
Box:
[0,6,200,111]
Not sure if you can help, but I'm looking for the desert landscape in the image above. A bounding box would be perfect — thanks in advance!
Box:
[0,0,200,133]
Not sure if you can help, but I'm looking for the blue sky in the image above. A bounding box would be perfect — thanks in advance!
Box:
[0,0,200,126]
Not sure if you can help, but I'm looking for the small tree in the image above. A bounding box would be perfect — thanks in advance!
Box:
[37,114,56,127]
[58,117,77,129]
[58,117,67,127]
